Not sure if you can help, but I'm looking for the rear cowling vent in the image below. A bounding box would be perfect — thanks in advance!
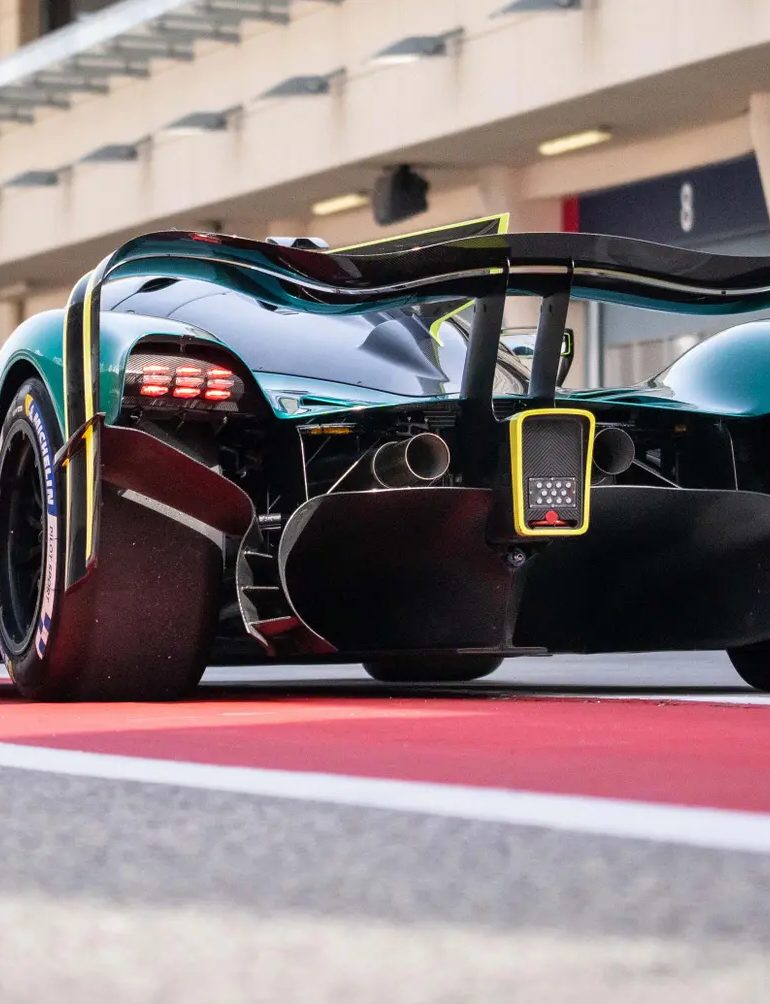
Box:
[493,398,524,421]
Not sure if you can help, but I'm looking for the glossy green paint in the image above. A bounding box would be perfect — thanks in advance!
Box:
[256,373,426,419]
[0,309,226,435]
[566,321,770,418]
[0,307,405,432]
[0,311,67,432]
[4,304,770,431]
[263,320,770,421]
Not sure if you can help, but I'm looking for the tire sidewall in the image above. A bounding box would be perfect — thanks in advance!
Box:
[0,379,63,693]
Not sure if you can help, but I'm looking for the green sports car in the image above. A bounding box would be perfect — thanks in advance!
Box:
[2,214,770,700]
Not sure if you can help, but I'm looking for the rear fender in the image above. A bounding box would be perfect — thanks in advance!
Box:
[56,417,253,589]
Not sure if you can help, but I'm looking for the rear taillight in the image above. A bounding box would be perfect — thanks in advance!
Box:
[140,384,169,398]
[125,351,247,412]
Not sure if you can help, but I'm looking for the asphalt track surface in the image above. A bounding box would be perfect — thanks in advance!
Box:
[1,652,769,1003]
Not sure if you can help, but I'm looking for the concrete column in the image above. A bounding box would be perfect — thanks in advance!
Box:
[475,166,589,387]
[266,216,315,243]
[0,283,25,345]
[749,93,770,215]
[0,0,39,57]
[476,166,562,234]
[585,300,602,387]
[477,168,543,330]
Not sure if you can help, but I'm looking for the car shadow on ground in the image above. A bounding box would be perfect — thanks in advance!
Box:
[196,680,758,701]
[0,678,758,704]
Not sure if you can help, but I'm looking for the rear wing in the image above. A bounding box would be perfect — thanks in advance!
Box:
[61,220,770,586]
[77,228,770,318]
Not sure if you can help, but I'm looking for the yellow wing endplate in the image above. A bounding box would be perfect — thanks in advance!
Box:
[330,213,510,255]
[330,213,510,344]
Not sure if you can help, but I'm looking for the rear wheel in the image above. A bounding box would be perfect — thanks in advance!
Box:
[727,644,770,691]
[0,402,48,661]
[363,654,502,684]
[0,378,221,701]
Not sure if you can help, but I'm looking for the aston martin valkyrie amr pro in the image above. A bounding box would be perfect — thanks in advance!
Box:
[3,213,770,700]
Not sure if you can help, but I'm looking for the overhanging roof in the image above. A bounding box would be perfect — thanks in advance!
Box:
[0,0,335,123]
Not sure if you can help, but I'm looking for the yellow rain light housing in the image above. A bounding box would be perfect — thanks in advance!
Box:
[509,408,596,537]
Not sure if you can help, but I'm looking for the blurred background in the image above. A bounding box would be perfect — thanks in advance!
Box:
[1,0,769,387]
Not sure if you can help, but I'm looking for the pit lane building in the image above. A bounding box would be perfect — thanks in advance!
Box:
[2,0,770,385]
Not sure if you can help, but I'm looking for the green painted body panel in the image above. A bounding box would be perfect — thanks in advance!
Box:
[4,303,770,429]
[0,311,68,432]
[0,309,230,435]
[255,373,428,419]
[261,320,770,421]
[565,322,770,418]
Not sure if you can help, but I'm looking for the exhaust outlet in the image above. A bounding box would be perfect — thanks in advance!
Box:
[593,427,635,477]
[372,433,451,488]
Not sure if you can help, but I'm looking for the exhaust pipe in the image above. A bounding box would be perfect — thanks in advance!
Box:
[329,432,451,492]
[593,427,635,477]
[372,433,451,488]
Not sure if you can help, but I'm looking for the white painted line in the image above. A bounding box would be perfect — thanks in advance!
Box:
[535,692,770,706]
[0,741,769,854]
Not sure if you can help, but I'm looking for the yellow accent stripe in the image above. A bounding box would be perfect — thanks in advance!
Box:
[62,282,76,440]
[331,212,511,253]
[331,214,511,343]
[82,271,98,562]
[509,408,596,538]
[428,299,474,346]
[61,277,81,587]
[83,271,97,424]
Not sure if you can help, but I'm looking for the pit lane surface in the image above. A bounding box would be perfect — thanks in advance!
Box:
[0,652,768,1003]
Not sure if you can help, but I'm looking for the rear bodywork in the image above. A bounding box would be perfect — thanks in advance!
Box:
[6,216,770,663]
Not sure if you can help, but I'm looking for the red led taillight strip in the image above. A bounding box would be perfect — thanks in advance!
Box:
[139,362,236,401]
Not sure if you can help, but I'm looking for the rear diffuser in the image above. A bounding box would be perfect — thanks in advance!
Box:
[515,485,770,651]
[279,488,517,653]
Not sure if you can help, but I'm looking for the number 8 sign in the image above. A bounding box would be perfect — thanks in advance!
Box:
[680,182,695,233]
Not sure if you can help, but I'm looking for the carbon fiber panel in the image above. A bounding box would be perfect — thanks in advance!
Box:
[515,486,770,651]
[279,488,518,652]
[521,415,584,526]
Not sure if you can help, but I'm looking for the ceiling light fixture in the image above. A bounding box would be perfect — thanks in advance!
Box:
[371,28,464,65]
[493,0,581,15]
[312,192,370,217]
[5,169,60,187]
[79,143,139,163]
[260,68,345,98]
[163,109,234,135]
[538,128,612,157]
